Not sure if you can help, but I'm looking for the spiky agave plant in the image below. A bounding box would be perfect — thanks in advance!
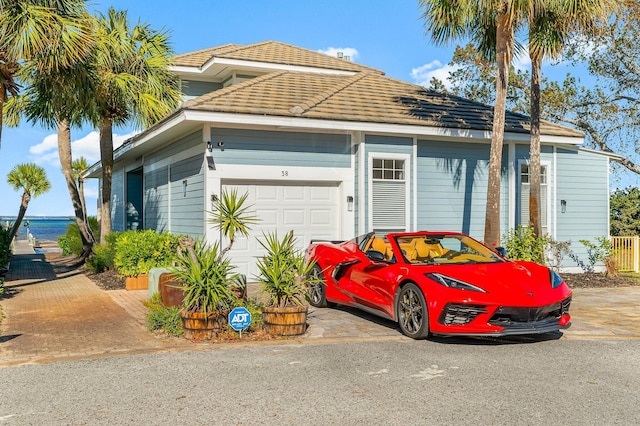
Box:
[170,239,238,316]
[255,230,318,308]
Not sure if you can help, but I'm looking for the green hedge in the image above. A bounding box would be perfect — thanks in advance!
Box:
[113,230,181,277]
[57,217,100,256]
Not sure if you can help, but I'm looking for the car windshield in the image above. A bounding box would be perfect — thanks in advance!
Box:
[394,234,504,265]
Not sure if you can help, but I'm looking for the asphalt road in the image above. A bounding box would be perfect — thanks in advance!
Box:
[1,337,639,425]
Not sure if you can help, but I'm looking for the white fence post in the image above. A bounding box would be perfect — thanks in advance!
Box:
[635,236,640,273]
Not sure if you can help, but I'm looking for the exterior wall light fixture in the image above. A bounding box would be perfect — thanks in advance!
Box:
[347,195,354,212]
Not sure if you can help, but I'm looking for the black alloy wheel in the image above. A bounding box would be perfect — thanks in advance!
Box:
[308,264,330,308]
[396,283,430,339]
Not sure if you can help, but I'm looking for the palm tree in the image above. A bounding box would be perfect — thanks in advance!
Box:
[6,163,51,242]
[526,0,617,237]
[12,23,97,258]
[0,0,92,151]
[71,157,91,235]
[89,8,181,243]
[420,0,529,247]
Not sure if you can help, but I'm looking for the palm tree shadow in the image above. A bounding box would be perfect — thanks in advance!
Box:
[0,334,21,343]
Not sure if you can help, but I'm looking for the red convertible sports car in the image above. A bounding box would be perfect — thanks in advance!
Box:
[306,231,572,339]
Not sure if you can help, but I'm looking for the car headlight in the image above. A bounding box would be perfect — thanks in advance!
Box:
[425,272,487,293]
[550,269,564,289]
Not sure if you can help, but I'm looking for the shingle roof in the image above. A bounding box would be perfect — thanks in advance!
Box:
[182,70,583,138]
[172,40,381,74]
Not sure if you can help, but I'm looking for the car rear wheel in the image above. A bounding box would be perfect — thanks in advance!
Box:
[396,283,430,339]
[308,265,333,308]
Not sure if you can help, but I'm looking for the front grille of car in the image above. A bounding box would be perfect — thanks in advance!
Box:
[489,297,572,327]
[440,304,488,326]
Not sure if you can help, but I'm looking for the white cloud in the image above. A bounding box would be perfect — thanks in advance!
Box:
[29,134,58,155]
[29,130,138,166]
[411,60,459,89]
[318,47,359,61]
[513,47,531,71]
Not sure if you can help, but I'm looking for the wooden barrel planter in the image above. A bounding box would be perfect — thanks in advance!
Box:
[125,273,149,291]
[262,305,308,336]
[180,310,229,340]
[158,273,186,307]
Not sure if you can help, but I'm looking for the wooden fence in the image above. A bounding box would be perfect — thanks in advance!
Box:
[612,236,640,273]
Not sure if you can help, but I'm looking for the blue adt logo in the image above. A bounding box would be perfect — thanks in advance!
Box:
[229,307,251,331]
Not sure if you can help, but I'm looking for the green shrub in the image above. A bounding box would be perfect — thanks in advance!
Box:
[239,298,264,332]
[57,217,100,256]
[0,227,12,267]
[86,232,120,273]
[569,236,614,274]
[502,225,549,265]
[144,293,183,336]
[113,230,181,277]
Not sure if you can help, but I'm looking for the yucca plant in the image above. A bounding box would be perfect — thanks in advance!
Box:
[255,230,317,308]
[170,239,237,316]
[207,189,259,258]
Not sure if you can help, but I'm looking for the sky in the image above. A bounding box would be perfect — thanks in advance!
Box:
[1,0,636,217]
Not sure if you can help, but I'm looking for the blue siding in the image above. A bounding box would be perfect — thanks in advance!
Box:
[170,155,205,237]
[144,166,169,232]
[210,128,351,168]
[111,169,125,232]
[146,130,202,164]
[555,148,609,268]
[416,140,508,241]
[181,80,221,99]
[363,135,414,231]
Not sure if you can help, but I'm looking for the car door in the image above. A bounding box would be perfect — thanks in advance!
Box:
[338,250,399,318]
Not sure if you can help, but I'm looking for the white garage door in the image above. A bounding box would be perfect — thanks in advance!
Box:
[221,181,340,279]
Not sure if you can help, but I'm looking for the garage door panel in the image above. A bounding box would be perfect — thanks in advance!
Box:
[283,186,305,201]
[256,209,278,226]
[283,209,305,226]
[310,209,332,225]
[256,185,278,201]
[223,181,339,279]
[309,186,333,201]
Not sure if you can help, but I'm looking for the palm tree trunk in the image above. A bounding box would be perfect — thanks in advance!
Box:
[529,51,543,237]
[58,118,95,258]
[0,90,5,152]
[78,175,89,229]
[484,13,514,248]
[8,192,30,243]
[99,116,113,244]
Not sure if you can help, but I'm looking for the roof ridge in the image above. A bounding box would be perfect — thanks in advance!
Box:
[289,71,372,115]
[214,40,274,56]
[173,44,237,60]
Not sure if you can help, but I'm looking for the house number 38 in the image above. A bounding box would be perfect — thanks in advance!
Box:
[281,171,289,177]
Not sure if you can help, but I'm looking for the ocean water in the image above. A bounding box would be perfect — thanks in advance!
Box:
[0,216,75,242]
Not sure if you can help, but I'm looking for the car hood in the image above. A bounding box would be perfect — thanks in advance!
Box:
[430,260,559,298]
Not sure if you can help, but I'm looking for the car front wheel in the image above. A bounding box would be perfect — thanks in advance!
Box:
[308,265,331,308]
[396,283,430,339]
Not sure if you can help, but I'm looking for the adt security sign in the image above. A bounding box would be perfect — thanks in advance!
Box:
[229,307,251,332]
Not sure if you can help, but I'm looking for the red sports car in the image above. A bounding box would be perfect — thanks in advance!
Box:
[306,231,572,340]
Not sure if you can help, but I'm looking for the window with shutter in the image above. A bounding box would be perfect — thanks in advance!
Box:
[519,163,549,234]
[372,158,406,233]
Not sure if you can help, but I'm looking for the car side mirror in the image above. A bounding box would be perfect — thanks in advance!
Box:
[495,246,507,257]
[366,250,386,262]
